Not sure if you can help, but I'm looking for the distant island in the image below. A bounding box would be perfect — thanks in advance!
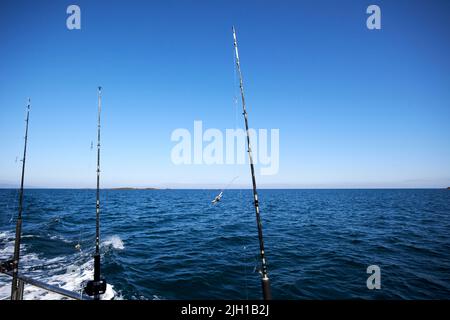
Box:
[110,187,159,190]
[447,187,450,190]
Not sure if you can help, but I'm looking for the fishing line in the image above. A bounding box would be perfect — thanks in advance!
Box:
[8,158,22,224]
[243,244,249,300]
[75,230,82,252]
[88,140,94,187]
[9,189,19,224]
[233,43,239,132]
[211,176,239,205]
[224,176,239,190]
[234,43,251,298]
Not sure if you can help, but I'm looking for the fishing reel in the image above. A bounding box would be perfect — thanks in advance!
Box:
[0,259,14,273]
[84,279,107,297]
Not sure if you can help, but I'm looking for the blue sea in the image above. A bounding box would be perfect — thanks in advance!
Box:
[1,189,449,300]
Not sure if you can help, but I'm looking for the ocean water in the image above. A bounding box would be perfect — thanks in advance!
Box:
[0,189,449,300]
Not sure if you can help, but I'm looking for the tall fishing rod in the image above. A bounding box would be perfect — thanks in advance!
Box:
[85,86,107,299]
[10,99,31,300]
[232,26,272,300]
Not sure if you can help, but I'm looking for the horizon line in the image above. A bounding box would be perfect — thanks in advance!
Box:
[0,186,448,190]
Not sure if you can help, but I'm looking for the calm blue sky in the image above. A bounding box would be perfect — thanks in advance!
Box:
[0,0,449,188]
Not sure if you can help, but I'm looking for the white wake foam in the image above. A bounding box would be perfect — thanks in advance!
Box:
[0,231,121,300]
[102,235,125,250]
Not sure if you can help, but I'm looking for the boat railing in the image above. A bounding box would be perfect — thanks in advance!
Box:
[0,269,92,300]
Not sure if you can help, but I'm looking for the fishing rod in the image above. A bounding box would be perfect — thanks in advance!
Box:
[232,26,272,300]
[85,86,107,299]
[9,99,31,300]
